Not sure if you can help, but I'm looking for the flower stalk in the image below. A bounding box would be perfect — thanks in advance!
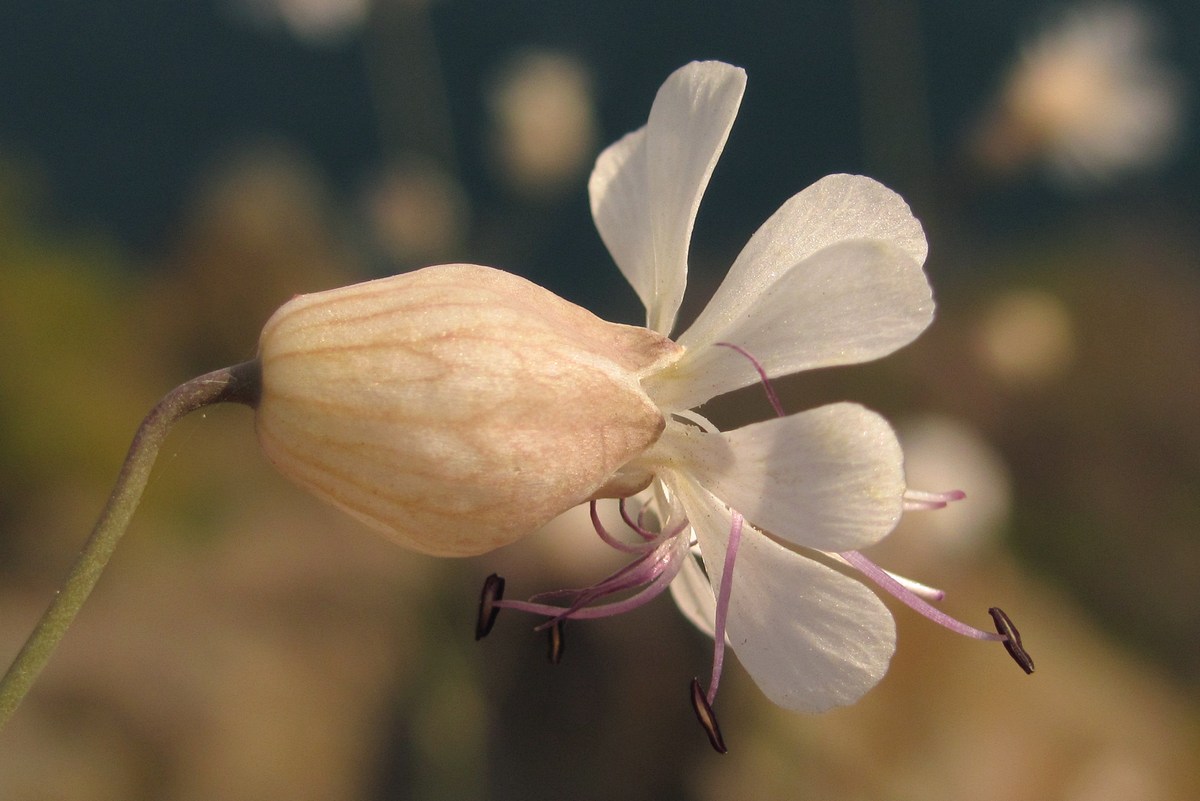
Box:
[0,360,261,728]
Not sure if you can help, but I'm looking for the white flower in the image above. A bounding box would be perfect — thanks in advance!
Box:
[252,60,1032,749]
[972,2,1183,183]
[488,50,599,194]
[479,62,1030,749]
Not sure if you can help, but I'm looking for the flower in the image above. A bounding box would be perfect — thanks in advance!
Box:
[232,0,369,46]
[479,61,1032,750]
[971,2,1183,184]
[0,61,1033,739]
[250,59,1032,750]
[488,50,599,194]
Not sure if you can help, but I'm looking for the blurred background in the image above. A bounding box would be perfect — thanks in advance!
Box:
[2,1,1199,799]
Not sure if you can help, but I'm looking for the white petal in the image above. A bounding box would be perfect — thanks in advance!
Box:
[659,404,905,551]
[589,61,746,335]
[649,237,932,411]
[670,471,896,712]
[668,550,718,639]
[693,174,929,334]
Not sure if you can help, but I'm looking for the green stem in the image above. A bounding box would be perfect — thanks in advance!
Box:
[0,360,261,728]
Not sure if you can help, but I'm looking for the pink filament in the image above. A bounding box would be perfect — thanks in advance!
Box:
[839,550,1003,642]
[903,488,967,511]
[715,342,786,418]
[496,540,688,625]
[496,499,695,630]
[591,501,655,554]
[530,539,672,606]
[706,510,744,706]
[619,498,658,541]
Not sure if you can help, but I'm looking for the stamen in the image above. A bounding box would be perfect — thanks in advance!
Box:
[903,488,967,511]
[989,607,1035,674]
[530,547,659,604]
[528,538,675,613]
[476,574,505,640]
[715,341,785,418]
[547,620,565,664]
[619,498,657,541]
[673,408,720,434]
[495,540,689,624]
[690,677,728,754]
[706,510,744,706]
[839,551,1004,642]
[883,570,946,602]
[591,500,655,554]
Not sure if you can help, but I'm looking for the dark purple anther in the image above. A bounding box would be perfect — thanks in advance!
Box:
[690,677,727,754]
[476,574,505,640]
[989,606,1034,674]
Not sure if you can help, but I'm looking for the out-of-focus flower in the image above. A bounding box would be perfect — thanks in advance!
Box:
[154,144,353,368]
[977,288,1076,386]
[231,0,369,45]
[487,51,598,195]
[891,415,1012,562]
[361,157,469,265]
[970,3,1183,184]
[1064,747,1167,801]
[472,61,1029,748]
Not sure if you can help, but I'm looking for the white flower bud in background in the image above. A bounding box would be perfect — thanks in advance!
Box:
[361,157,470,265]
[890,415,1012,564]
[977,288,1076,387]
[254,263,682,556]
[970,2,1184,184]
[231,0,369,46]
[487,50,599,195]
